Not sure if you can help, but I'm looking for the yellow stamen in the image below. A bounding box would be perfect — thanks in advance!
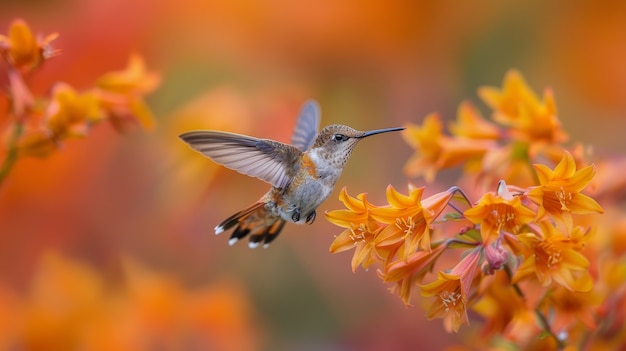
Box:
[489,204,517,232]
[555,186,573,211]
[439,290,463,314]
[395,216,416,239]
[349,223,368,243]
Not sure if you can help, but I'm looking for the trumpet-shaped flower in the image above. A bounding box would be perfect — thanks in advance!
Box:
[403,114,494,183]
[0,19,57,116]
[479,69,568,145]
[449,101,501,140]
[463,181,536,244]
[420,249,480,333]
[515,222,593,292]
[369,185,433,257]
[527,151,603,222]
[379,244,446,305]
[96,54,160,130]
[542,286,599,331]
[18,83,103,158]
[327,187,382,272]
[45,83,103,138]
[472,272,531,338]
[370,184,461,261]
[0,18,58,72]
[96,53,160,95]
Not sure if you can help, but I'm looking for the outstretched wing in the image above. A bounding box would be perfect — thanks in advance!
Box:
[179,131,301,189]
[290,100,320,151]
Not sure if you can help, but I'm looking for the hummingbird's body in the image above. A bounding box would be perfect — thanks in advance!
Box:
[179,100,403,248]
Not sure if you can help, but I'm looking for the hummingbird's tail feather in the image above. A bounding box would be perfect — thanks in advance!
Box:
[214,202,264,235]
[249,220,286,249]
[215,202,287,248]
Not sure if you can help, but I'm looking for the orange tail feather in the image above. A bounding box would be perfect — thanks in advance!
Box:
[215,202,286,248]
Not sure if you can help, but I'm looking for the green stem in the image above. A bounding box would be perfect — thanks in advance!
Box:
[534,308,566,350]
[0,121,23,188]
[504,266,565,349]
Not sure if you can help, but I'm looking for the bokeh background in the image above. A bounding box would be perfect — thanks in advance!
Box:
[1,1,625,350]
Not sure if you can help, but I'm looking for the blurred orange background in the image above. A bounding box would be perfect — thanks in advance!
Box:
[1,1,625,350]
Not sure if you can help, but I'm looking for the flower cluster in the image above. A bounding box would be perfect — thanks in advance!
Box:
[0,19,159,186]
[0,252,261,351]
[325,70,617,349]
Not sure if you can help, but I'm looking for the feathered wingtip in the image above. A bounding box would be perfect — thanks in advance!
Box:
[214,202,287,249]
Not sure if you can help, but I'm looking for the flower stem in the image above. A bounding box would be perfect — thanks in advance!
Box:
[534,308,566,350]
[504,266,566,349]
[0,120,23,188]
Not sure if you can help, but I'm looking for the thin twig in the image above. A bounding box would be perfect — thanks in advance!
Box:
[0,120,23,188]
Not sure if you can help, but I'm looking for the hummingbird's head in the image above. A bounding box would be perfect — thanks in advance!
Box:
[312,124,405,166]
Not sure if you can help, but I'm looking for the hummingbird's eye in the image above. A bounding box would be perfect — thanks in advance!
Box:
[332,134,349,142]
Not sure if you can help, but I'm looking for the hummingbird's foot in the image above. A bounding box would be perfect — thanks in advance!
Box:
[305,211,316,224]
[291,208,301,222]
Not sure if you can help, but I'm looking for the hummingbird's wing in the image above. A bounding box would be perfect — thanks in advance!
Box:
[290,100,320,151]
[179,131,301,189]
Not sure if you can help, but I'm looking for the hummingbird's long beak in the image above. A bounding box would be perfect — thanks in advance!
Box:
[358,127,405,139]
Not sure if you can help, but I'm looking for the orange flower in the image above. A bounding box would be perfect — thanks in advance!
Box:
[472,271,530,338]
[541,286,599,332]
[379,244,446,305]
[403,114,493,183]
[420,249,480,333]
[45,83,103,138]
[479,143,538,188]
[369,185,433,257]
[370,184,461,261]
[327,187,382,272]
[18,83,103,158]
[479,70,541,123]
[95,54,160,131]
[479,69,568,145]
[527,151,603,221]
[515,221,593,292]
[0,18,58,72]
[96,53,160,95]
[4,252,262,351]
[448,101,501,140]
[463,181,536,244]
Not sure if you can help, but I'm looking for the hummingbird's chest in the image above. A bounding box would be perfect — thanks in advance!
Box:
[269,150,343,224]
[290,151,340,204]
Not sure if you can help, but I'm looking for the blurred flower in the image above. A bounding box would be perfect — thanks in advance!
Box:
[463,181,536,244]
[478,69,568,146]
[96,53,160,95]
[448,101,500,140]
[17,83,103,158]
[542,285,599,332]
[0,19,159,188]
[515,222,593,292]
[95,54,160,131]
[0,252,262,351]
[527,150,603,222]
[403,114,494,183]
[0,18,58,73]
[478,142,538,188]
[472,271,537,343]
[45,83,103,137]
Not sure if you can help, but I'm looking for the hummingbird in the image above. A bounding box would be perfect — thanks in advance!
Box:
[179,100,404,248]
